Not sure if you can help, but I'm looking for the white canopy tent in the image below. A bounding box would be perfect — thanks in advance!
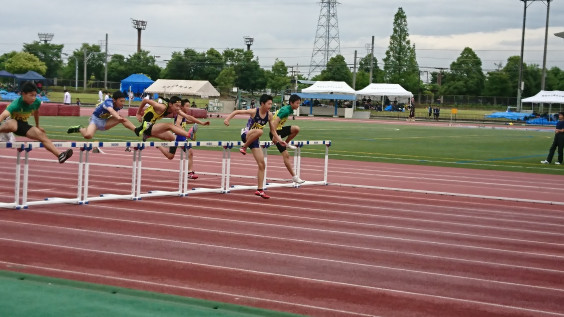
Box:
[521,90,564,104]
[301,81,356,94]
[355,83,413,111]
[145,79,220,98]
[300,81,356,117]
[522,90,564,115]
[356,83,413,99]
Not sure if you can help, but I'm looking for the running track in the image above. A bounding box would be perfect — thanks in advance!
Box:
[0,146,563,316]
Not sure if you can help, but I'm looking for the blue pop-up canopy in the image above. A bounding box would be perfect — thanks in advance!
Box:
[120,74,154,94]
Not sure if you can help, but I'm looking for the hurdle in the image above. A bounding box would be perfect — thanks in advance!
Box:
[0,139,331,208]
[227,140,331,192]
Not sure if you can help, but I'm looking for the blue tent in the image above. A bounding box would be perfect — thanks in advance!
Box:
[120,74,154,94]
[0,70,14,78]
[13,70,46,82]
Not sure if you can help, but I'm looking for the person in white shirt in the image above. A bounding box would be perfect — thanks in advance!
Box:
[63,89,71,105]
[98,90,103,102]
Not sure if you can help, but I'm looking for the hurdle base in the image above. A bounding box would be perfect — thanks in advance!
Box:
[0,202,19,209]
[139,190,183,199]
[190,187,225,194]
[86,194,137,203]
[25,197,81,207]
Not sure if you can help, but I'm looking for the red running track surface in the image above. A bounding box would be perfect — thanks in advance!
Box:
[0,147,563,316]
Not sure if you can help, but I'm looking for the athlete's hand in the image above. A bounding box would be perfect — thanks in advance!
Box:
[223,119,230,126]
[202,121,211,126]
[136,113,142,122]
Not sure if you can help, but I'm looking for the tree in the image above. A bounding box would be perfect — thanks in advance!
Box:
[383,7,420,93]
[483,70,512,97]
[162,51,190,79]
[0,51,17,71]
[215,66,236,94]
[358,54,384,83]
[441,47,485,96]
[4,52,47,75]
[546,67,564,91]
[314,55,352,85]
[353,71,371,90]
[124,50,161,80]
[266,59,290,94]
[106,54,129,82]
[23,41,64,78]
[201,48,224,86]
[232,50,266,93]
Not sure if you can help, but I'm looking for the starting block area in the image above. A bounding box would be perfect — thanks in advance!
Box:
[0,140,331,209]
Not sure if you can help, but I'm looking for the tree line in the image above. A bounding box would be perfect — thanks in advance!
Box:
[1,7,563,100]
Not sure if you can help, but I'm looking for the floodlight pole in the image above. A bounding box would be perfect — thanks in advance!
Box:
[244,36,254,51]
[37,33,54,44]
[132,19,147,53]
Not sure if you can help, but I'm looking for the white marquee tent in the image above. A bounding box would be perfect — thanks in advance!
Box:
[145,79,220,98]
[356,83,413,99]
[301,81,356,94]
[522,90,564,114]
[521,90,564,104]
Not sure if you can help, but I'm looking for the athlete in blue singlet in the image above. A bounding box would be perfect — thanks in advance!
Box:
[67,91,136,139]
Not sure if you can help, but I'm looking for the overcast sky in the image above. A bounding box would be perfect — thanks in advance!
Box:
[2,0,563,78]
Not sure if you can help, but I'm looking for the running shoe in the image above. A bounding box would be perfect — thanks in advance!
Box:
[255,190,270,199]
[58,149,73,163]
[287,144,297,150]
[142,123,153,142]
[188,123,198,141]
[556,162,561,165]
[188,171,199,180]
[67,125,82,134]
[292,176,305,184]
[540,160,550,164]
[135,121,150,137]
[239,146,247,155]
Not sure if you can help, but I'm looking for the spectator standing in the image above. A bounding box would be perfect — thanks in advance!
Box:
[407,97,415,122]
[63,89,71,105]
[98,89,103,102]
[540,112,564,165]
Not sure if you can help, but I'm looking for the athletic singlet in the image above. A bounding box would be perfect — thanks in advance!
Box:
[242,108,269,134]
[92,99,122,119]
[174,114,188,142]
[143,103,171,124]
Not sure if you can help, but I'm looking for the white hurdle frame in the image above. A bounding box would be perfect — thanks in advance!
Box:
[0,140,331,208]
